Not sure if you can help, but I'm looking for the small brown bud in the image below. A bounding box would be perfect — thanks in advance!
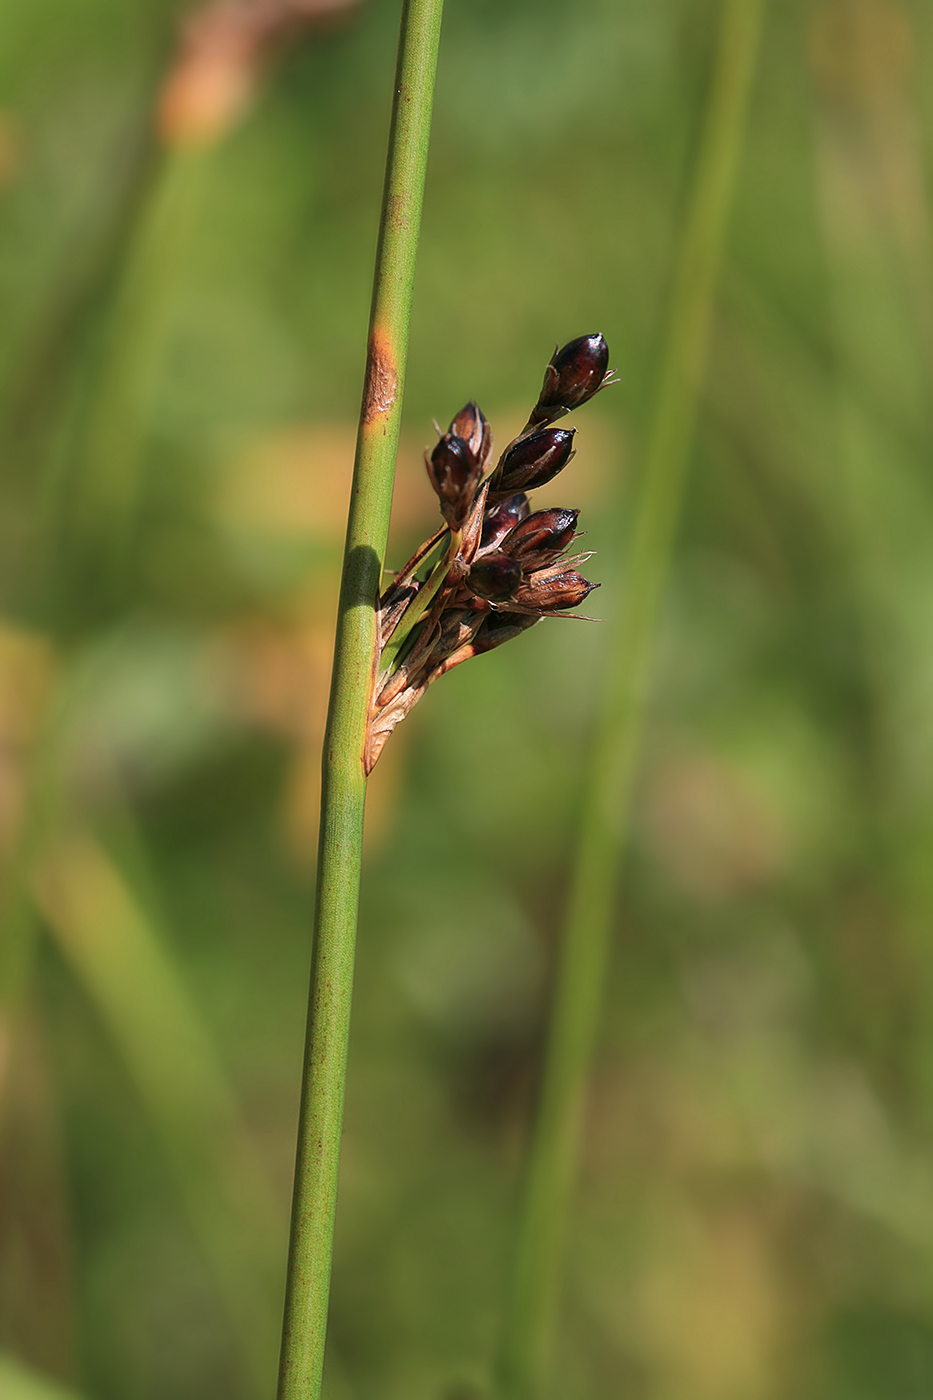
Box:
[512,566,599,612]
[502,508,579,570]
[489,427,576,497]
[425,401,491,531]
[472,611,540,654]
[468,552,523,602]
[449,400,492,468]
[480,492,529,551]
[530,333,612,425]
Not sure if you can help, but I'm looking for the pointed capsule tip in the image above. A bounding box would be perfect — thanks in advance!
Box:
[533,333,612,419]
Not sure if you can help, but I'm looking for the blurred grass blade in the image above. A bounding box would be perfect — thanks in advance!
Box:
[276,1,445,1396]
[808,4,933,1130]
[56,148,208,592]
[0,654,71,1125]
[0,0,179,468]
[0,1006,78,1383]
[0,1354,90,1400]
[810,0,933,711]
[497,2,766,1396]
[33,833,285,1397]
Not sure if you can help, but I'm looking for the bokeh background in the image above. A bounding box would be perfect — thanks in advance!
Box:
[2,0,933,1397]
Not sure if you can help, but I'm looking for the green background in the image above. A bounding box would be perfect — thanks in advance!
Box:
[2,1,933,1397]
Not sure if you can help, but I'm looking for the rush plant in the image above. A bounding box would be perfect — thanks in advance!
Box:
[276,10,615,1400]
[275,1,446,1396]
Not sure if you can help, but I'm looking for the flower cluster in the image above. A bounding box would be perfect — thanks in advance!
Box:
[364,334,616,772]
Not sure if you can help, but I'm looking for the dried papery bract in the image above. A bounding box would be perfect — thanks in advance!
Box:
[363,334,614,773]
[511,566,598,613]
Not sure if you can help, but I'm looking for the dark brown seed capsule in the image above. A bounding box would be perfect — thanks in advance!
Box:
[531,333,611,423]
[468,552,523,602]
[473,611,541,654]
[426,435,482,531]
[480,492,529,551]
[489,427,576,497]
[449,400,492,467]
[512,566,599,612]
[502,508,579,570]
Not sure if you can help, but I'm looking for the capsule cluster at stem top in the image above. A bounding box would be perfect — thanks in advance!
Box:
[365,333,616,771]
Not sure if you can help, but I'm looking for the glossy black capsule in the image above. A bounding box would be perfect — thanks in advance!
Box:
[540,333,609,409]
[480,492,530,551]
[502,508,579,569]
[426,435,481,530]
[490,427,576,497]
[473,611,540,654]
[468,552,523,602]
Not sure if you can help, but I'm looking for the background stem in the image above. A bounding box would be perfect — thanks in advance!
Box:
[276,2,445,1396]
[497,2,765,1395]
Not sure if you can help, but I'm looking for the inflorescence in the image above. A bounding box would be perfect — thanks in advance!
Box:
[364,333,616,772]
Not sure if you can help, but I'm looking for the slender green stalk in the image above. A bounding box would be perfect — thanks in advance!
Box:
[497,3,765,1396]
[276,3,444,1397]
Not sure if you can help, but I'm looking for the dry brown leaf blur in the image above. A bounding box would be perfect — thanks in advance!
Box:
[158,0,363,147]
[0,624,57,870]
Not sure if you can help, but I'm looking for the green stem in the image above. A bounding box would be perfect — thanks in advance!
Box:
[276,3,445,1397]
[497,2,765,1396]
